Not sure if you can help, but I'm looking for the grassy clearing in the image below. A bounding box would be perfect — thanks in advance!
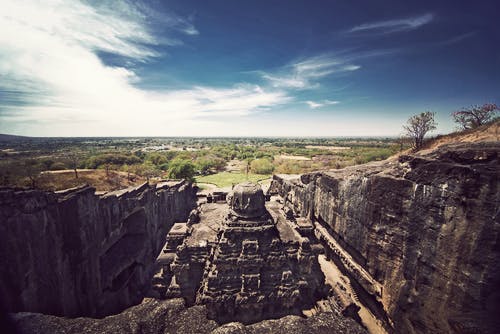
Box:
[195,172,271,188]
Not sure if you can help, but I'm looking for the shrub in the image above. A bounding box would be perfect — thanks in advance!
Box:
[250,158,274,174]
[196,156,226,175]
[85,153,141,169]
[168,158,196,181]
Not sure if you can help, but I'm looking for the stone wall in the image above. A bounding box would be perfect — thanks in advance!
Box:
[270,142,500,333]
[0,180,197,318]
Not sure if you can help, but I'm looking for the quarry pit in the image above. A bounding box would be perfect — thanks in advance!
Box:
[1,141,499,334]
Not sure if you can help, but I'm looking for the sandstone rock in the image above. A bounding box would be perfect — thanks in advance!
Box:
[271,142,500,333]
[0,181,197,317]
[8,298,366,334]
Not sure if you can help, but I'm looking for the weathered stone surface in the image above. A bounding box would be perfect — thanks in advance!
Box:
[0,180,197,318]
[212,312,367,334]
[162,182,327,324]
[9,298,219,334]
[8,298,366,334]
[271,142,500,333]
[227,182,267,218]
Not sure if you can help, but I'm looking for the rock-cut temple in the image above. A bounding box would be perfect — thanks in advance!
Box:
[157,182,326,324]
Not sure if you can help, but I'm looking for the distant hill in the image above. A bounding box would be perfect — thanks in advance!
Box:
[0,133,31,142]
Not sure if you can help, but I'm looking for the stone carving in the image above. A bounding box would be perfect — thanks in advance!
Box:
[163,182,327,324]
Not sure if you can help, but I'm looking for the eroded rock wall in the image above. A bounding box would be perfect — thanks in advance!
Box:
[0,180,197,317]
[271,143,500,333]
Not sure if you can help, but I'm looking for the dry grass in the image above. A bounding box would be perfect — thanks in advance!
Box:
[35,169,148,192]
[195,172,271,188]
[304,145,351,151]
[275,154,311,161]
[388,120,500,159]
[421,120,500,152]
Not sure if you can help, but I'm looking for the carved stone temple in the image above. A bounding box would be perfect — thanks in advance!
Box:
[154,182,327,324]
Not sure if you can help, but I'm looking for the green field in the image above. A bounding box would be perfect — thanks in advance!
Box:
[0,136,402,189]
[195,172,271,188]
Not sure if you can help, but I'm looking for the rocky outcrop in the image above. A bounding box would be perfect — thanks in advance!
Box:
[0,180,197,318]
[8,297,367,334]
[271,142,500,333]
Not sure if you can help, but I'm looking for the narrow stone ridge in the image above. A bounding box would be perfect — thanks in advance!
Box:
[0,180,197,318]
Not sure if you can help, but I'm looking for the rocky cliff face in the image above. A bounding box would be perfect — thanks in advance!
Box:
[0,180,197,318]
[270,142,500,333]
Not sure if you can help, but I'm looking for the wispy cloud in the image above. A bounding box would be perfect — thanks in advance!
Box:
[130,1,199,37]
[305,100,340,109]
[437,31,476,46]
[262,54,361,89]
[0,0,289,136]
[261,74,311,89]
[349,13,434,34]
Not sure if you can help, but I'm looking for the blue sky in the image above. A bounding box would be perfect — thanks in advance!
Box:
[0,0,498,136]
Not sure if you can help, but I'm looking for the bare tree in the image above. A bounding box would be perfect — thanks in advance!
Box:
[403,111,437,150]
[452,103,499,130]
[64,152,80,179]
[23,159,42,188]
[121,164,132,181]
[104,163,111,179]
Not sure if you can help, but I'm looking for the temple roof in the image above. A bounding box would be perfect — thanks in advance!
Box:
[227,182,266,219]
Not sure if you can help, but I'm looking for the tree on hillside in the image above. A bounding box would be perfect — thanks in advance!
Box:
[195,156,226,175]
[243,158,253,178]
[132,162,159,183]
[403,111,437,150]
[141,161,160,183]
[64,152,80,179]
[0,161,20,186]
[40,158,55,171]
[146,152,167,166]
[104,163,111,179]
[23,159,42,188]
[121,164,133,181]
[452,103,499,130]
[85,153,141,169]
[168,158,196,181]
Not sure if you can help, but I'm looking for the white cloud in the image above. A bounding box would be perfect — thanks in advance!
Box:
[0,0,289,136]
[262,74,310,89]
[306,101,322,109]
[305,100,340,109]
[262,54,361,89]
[349,13,434,34]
